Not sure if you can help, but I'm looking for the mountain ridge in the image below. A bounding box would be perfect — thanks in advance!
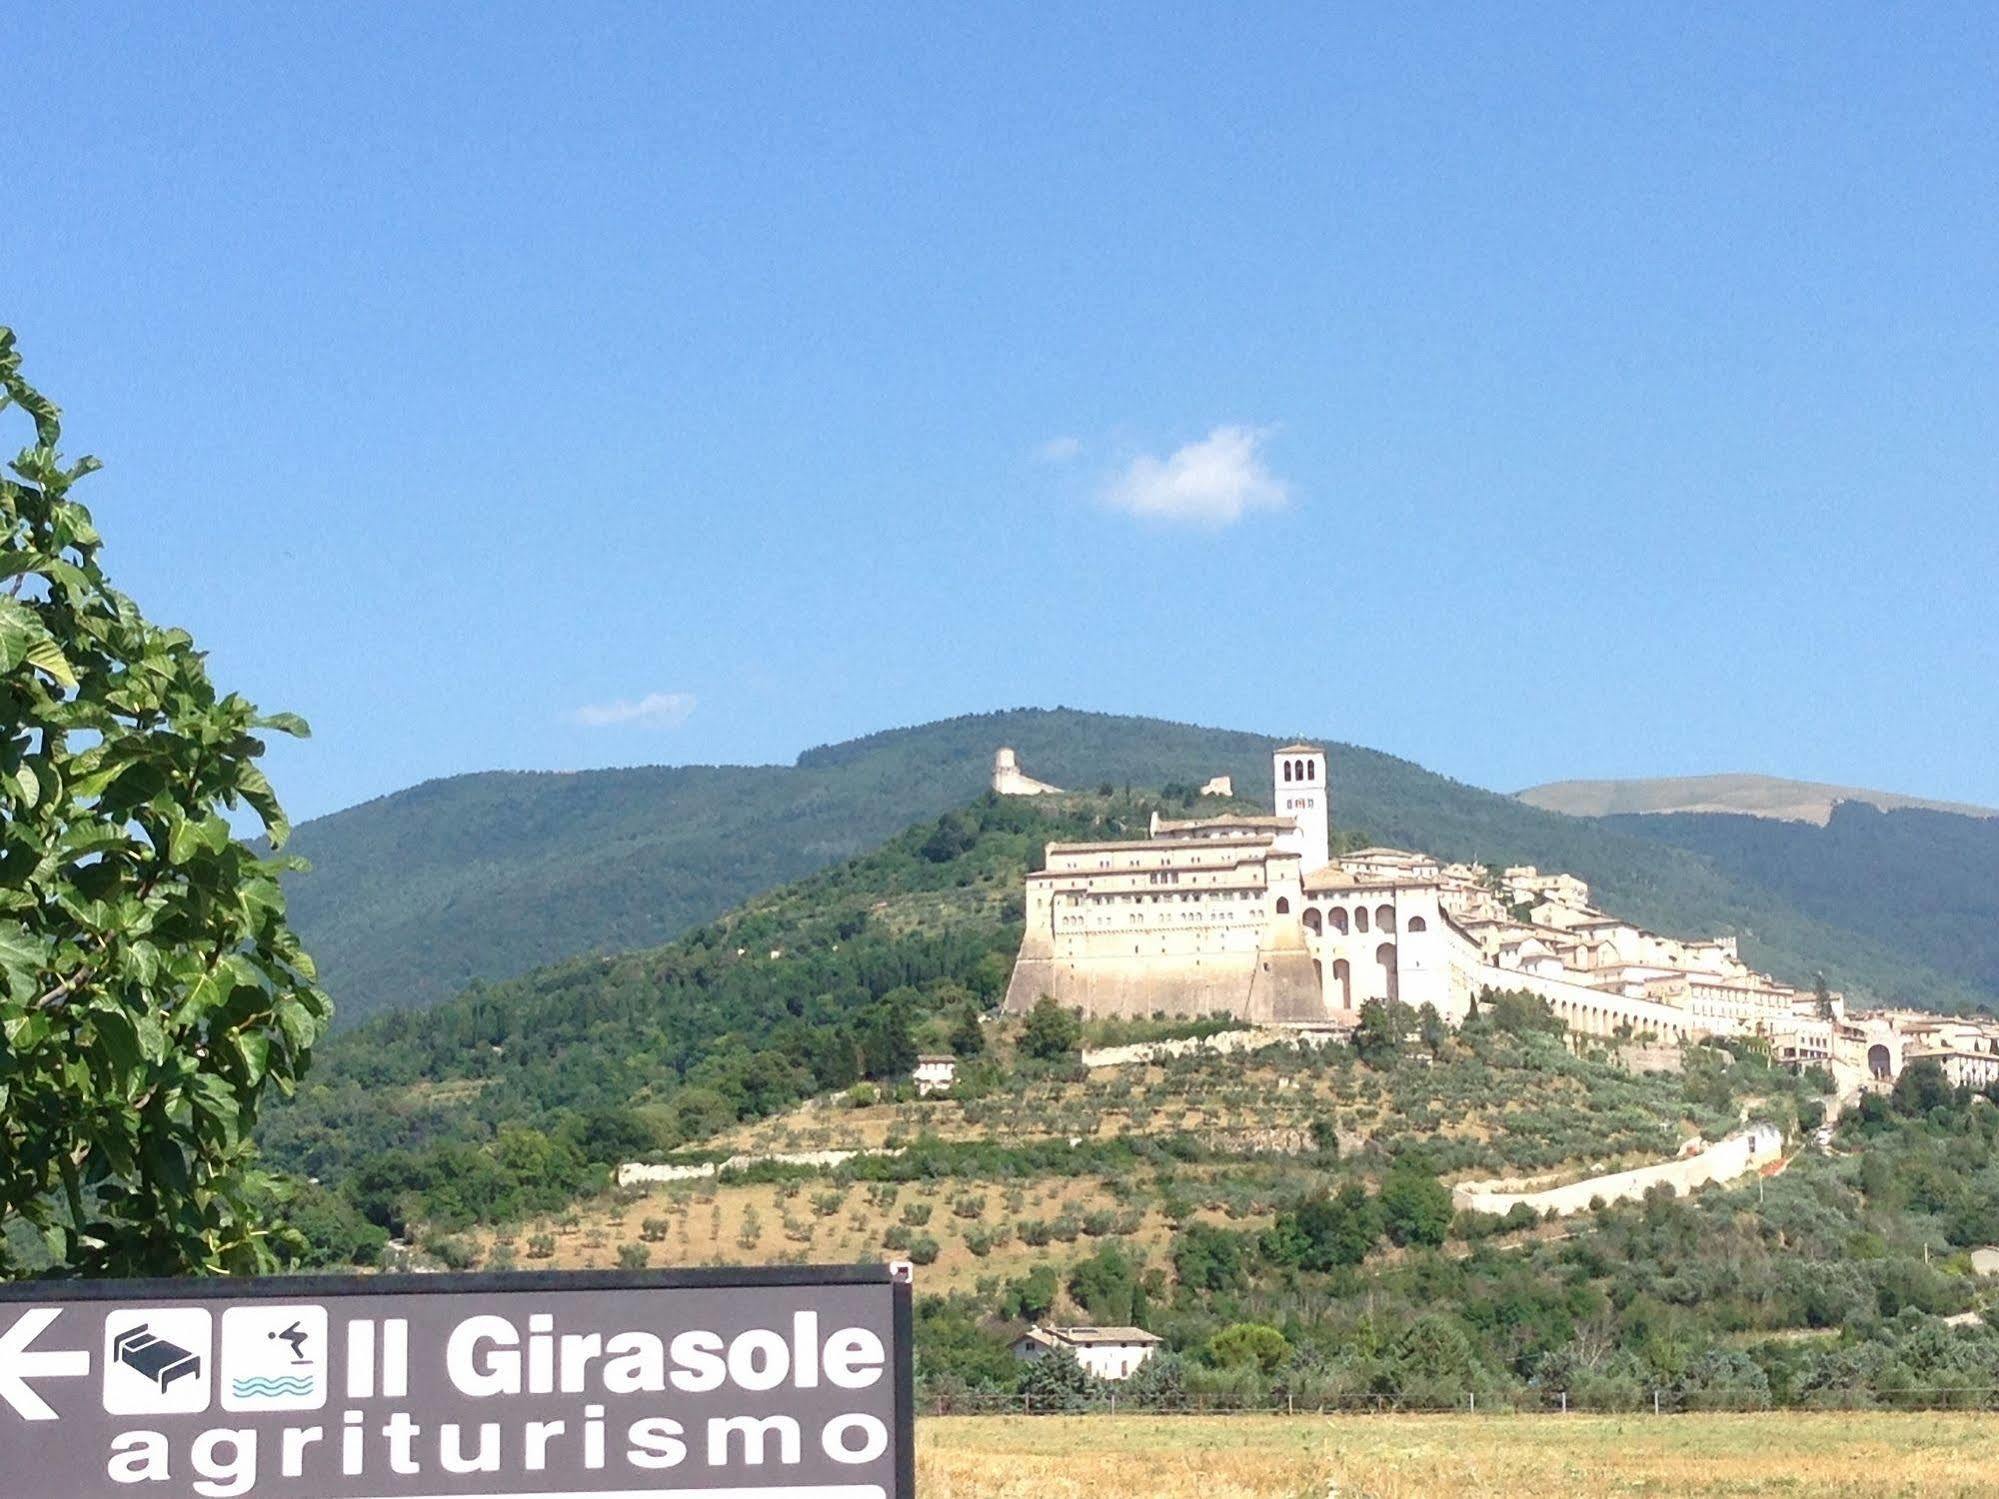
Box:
[1518,772,1997,826]
[278,707,1993,1024]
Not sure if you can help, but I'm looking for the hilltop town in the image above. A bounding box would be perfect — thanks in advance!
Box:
[995,743,1999,1098]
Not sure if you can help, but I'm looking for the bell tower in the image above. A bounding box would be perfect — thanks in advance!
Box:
[1272,743,1330,869]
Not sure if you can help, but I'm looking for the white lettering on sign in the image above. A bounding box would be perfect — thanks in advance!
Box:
[381,1321,409,1400]
[625,1416,688,1469]
[344,1319,410,1402]
[441,1313,883,1400]
[106,1430,168,1484]
[439,1421,500,1475]
[282,1425,324,1477]
[669,1331,724,1393]
[106,1410,898,1491]
[708,1414,801,1467]
[191,1428,257,1498]
[8,1280,905,1497]
[347,1321,375,1400]
[445,1316,517,1398]
[822,1413,890,1465]
[823,1328,886,1390]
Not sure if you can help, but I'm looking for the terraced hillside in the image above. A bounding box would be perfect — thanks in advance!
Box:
[458,1020,1731,1290]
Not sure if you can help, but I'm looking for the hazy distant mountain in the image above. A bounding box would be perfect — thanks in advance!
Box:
[1518,773,1996,827]
[280,708,1991,1026]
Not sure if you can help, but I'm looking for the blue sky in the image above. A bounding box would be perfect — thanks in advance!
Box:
[7,4,1995,820]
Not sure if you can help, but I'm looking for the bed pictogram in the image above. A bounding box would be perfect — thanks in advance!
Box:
[110,1324,202,1393]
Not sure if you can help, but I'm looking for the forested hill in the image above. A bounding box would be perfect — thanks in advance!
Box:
[260,790,1120,1217]
[1603,802,1999,1005]
[282,707,1985,1025]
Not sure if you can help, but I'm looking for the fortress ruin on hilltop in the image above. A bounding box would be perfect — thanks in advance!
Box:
[996,744,1999,1095]
[990,746,1063,797]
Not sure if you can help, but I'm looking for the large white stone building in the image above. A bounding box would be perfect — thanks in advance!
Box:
[1000,744,1999,1092]
[1002,743,1479,1025]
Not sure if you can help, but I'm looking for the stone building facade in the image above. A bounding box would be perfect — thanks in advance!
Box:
[1002,744,1476,1024]
[998,742,1999,1093]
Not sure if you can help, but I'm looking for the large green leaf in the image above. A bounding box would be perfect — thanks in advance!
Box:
[234,764,289,850]
[0,920,46,995]
[232,1029,271,1084]
[253,711,311,739]
[23,637,75,689]
[89,1002,143,1075]
[0,600,37,673]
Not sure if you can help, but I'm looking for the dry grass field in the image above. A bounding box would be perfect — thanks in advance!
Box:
[916,1413,1998,1498]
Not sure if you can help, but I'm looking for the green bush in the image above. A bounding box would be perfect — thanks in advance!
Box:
[1380,1167,1453,1248]
[1208,1322,1290,1373]
[1021,996,1083,1061]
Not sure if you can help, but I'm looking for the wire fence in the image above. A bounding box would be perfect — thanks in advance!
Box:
[924,1386,1999,1417]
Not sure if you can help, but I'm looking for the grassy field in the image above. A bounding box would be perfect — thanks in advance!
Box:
[916,1413,1999,1498]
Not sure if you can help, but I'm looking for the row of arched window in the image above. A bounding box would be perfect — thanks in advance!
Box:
[1283,901,1429,938]
[1280,758,1318,783]
[1541,993,1691,1045]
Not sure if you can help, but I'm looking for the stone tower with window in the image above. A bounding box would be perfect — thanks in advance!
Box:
[1272,742,1330,870]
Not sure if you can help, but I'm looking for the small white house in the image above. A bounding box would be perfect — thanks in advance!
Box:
[912,1054,958,1095]
[1010,1325,1163,1381]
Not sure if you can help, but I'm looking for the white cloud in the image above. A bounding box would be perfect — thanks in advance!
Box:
[1101,424,1290,526]
[569,691,697,729]
[1035,434,1083,463]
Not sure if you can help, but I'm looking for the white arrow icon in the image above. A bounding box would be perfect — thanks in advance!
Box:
[0,1308,91,1421]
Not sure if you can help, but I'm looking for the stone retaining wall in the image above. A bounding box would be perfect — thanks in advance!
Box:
[1080,1025,1344,1069]
[1453,1123,1784,1218]
[615,1145,904,1189]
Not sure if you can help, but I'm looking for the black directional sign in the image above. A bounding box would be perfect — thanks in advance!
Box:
[0,1265,913,1499]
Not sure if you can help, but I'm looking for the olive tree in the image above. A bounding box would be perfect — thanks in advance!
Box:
[0,328,328,1276]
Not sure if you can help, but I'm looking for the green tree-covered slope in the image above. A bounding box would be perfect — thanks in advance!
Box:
[261,791,1131,1223]
[1604,802,1999,1003]
[285,708,1985,1024]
